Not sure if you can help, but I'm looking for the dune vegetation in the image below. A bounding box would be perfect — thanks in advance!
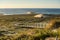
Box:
[0,14,60,40]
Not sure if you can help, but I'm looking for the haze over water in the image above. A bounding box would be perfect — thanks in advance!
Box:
[0,8,60,15]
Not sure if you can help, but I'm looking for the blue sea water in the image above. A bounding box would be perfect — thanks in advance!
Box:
[0,8,60,14]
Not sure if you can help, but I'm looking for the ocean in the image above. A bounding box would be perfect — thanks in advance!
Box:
[0,8,60,15]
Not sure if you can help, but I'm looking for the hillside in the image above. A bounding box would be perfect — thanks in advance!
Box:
[0,13,60,40]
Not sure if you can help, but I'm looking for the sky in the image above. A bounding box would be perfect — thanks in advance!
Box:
[0,0,60,8]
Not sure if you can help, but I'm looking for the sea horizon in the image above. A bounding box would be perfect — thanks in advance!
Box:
[0,8,60,15]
